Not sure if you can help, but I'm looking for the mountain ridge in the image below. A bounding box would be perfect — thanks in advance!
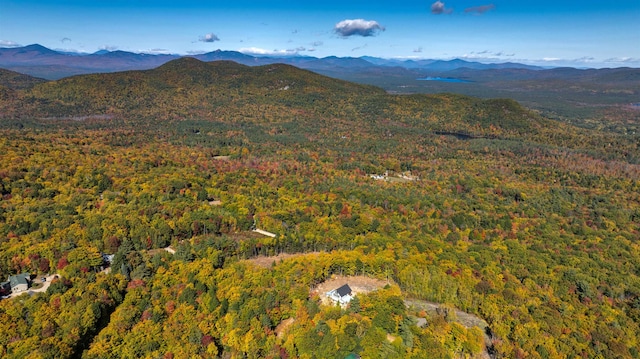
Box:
[1,44,546,80]
[2,55,605,156]
[2,45,638,131]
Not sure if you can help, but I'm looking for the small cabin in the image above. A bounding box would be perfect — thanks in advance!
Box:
[327,284,353,305]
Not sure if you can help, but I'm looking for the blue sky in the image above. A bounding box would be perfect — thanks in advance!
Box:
[1,0,639,67]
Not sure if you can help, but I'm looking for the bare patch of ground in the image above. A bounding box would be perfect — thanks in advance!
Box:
[275,318,295,339]
[245,252,311,268]
[252,228,276,237]
[386,176,414,183]
[227,231,270,241]
[311,275,392,305]
[405,299,493,359]
[386,334,397,343]
[146,247,175,256]
[404,299,489,331]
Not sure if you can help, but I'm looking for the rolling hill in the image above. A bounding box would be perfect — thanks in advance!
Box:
[0,58,553,138]
[0,68,47,90]
[2,57,637,164]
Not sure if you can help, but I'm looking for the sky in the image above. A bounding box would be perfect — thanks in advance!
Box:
[1,0,639,68]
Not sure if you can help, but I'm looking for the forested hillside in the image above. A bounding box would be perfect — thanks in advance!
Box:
[0,59,639,358]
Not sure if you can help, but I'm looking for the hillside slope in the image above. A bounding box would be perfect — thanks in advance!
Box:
[2,58,637,163]
[0,68,47,90]
[6,58,383,120]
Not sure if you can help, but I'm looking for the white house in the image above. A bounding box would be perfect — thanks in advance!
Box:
[326,284,353,306]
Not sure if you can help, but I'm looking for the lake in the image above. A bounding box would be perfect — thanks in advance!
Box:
[416,77,471,83]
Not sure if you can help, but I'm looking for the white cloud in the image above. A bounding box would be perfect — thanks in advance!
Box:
[535,57,594,65]
[238,47,305,56]
[604,57,638,63]
[199,33,220,43]
[0,40,21,48]
[99,45,119,51]
[139,48,172,55]
[334,19,385,37]
[54,48,88,54]
[431,1,452,15]
[482,55,638,68]
[239,47,272,55]
[461,50,515,60]
[575,56,596,63]
[525,56,634,68]
[186,50,207,55]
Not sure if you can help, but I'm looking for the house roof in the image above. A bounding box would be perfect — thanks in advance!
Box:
[9,273,30,288]
[335,284,352,297]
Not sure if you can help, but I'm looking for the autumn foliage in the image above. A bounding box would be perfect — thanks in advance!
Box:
[0,60,639,358]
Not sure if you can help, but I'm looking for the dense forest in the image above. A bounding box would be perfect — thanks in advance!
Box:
[0,59,639,358]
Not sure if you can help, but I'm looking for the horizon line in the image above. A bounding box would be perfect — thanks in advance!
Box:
[1,43,639,69]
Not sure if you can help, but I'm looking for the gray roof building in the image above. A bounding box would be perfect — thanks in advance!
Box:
[9,273,30,293]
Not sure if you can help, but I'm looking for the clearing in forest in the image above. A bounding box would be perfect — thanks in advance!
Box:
[275,318,295,339]
[311,275,392,305]
[244,252,318,268]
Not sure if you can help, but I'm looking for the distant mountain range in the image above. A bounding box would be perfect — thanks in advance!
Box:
[0,44,544,80]
[1,44,638,128]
